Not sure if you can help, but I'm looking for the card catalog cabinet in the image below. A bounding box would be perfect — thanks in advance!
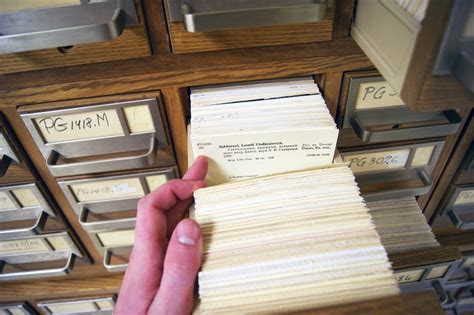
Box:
[351,0,474,111]
[58,167,177,272]
[19,92,175,177]
[0,0,150,75]
[163,0,339,53]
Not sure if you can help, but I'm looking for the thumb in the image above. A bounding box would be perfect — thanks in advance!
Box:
[148,219,203,315]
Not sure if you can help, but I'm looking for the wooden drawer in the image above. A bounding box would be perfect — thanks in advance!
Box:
[337,71,462,147]
[0,231,89,282]
[0,113,35,184]
[58,167,177,272]
[18,92,175,177]
[351,0,474,111]
[163,0,341,53]
[0,1,150,75]
[0,181,67,239]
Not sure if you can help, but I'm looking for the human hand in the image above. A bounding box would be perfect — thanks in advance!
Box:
[115,156,208,315]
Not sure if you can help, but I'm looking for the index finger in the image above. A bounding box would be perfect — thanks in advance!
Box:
[116,180,204,314]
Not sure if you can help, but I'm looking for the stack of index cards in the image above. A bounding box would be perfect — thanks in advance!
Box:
[190,77,339,185]
[193,164,399,314]
[367,197,440,254]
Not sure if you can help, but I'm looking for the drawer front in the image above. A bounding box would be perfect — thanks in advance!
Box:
[38,296,116,315]
[338,71,461,146]
[0,232,84,281]
[0,0,150,74]
[340,141,444,201]
[435,185,474,231]
[59,167,176,272]
[0,182,66,238]
[164,0,336,53]
[20,93,175,177]
[0,114,35,184]
[58,167,177,233]
[351,0,422,93]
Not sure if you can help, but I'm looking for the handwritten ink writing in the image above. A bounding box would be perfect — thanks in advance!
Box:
[37,112,110,135]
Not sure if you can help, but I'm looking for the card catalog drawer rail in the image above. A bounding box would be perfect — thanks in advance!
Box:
[59,168,176,233]
[0,232,83,281]
[21,98,172,177]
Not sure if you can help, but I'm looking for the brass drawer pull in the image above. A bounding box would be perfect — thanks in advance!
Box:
[103,246,131,272]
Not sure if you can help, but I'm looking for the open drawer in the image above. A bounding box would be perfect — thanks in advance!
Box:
[351,0,474,111]
[0,0,150,74]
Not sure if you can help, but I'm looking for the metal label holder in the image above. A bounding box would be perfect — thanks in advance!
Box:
[340,141,444,201]
[38,296,116,315]
[0,0,138,54]
[342,75,461,143]
[0,232,82,281]
[440,185,474,230]
[59,168,176,233]
[0,302,36,315]
[0,183,56,239]
[166,0,329,32]
[22,99,168,177]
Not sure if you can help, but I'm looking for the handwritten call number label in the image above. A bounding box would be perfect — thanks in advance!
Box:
[454,189,474,206]
[343,149,410,174]
[394,269,424,284]
[0,238,49,255]
[355,80,405,110]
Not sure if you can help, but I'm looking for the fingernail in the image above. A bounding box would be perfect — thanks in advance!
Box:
[176,220,200,246]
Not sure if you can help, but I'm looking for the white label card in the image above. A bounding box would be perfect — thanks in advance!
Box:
[70,178,145,202]
[394,269,424,284]
[0,191,15,210]
[0,238,50,255]
[343,149,410,174]
[192,130,338,185]
[355,81,405,109]
[34,109,124,143]
[454,189,474,206]
[123,105,155,133]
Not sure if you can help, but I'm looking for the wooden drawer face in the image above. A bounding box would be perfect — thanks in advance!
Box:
[19,92,175,177]
[0,182,66,239]
[337,71,461,147]
[38,296,116,315]
[164,0,335,53]
[340,141,444,201]
[0,231,86,281]
[0,1,150,75]
[0,114,35,184]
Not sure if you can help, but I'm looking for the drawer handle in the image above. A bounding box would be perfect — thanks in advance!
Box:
[181,0,328,32]
[432,280,456,307]
[447,208,474,230]
[103,247,130,272]
[46,136,157,177]
[0,155,13,177]
[453,50,474,93]
[351,110,462,143]
[0,252,75,281]
[79,207,136,233]
[0,0,138,54]
[0,211,48,238]
[362,169,432,202]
